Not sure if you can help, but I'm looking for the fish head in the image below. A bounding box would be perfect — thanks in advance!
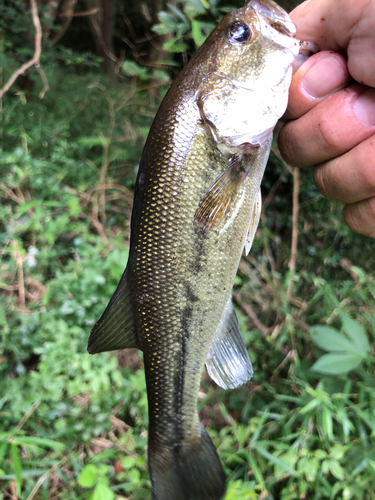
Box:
[197,0,302,149]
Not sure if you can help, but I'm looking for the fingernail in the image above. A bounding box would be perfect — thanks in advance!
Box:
[301,56,346,98]
[353,89,375,127]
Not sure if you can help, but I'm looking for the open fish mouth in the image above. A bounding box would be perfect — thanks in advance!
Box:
[247,0,297,36]
[248,0,319,69]
[247,0,300,56]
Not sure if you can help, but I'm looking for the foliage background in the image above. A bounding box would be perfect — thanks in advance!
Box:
[1,0,374,499]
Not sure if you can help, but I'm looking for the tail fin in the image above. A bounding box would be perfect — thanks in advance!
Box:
[149,425,226,500]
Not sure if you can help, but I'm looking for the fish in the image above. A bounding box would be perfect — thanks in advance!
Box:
[87,1,312,499]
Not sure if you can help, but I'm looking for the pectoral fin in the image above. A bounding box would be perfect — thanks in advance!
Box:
[244,187,261,255]
[205,297,253,389]
[194,156,247,234]
[87,268,139,354]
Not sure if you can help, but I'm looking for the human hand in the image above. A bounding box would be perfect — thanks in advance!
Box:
[278,0,375,238]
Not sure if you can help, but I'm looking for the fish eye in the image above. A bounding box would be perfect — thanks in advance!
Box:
[227,21,252,44]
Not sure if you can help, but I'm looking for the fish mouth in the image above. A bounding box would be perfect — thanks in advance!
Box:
[247,0,319,64]
[247,0,296,37]
[247,0,319,72]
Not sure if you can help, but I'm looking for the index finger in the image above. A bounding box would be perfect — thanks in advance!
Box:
[291,0,375,87]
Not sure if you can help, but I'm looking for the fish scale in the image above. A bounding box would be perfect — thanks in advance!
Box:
[87,1,309,498]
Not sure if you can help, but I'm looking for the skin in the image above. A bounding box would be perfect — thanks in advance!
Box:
[278,0,375,237]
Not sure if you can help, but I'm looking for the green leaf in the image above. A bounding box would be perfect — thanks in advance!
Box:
[309,326,355,352]
[322,459,345,480]
[0,304,7,326]
[78,464,98,488]
[11,443,22,497]
[163,37,188,53]
[248,454,265,488]
[311,352,363,375]
[122,456,135,469]
[297,456,319,482]
[12,436,65,450]
[322,405,333,441]
[91,483,115,500]
[199,0,210,8]
[314,449,327,459]
[121,60,149,80]
[254,445,298,476]
[0,442,8,464]
[329,445,345,460]
[298,398,319,415]
[191,20,207,47]
[339,312,370,354]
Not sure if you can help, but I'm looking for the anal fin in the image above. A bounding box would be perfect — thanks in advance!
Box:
[87,267,139,354]
[205,297,253,389]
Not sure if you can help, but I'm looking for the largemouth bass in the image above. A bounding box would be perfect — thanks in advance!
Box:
[88,1,311,498]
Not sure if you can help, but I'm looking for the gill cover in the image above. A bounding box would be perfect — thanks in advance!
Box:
[197,0,299,148]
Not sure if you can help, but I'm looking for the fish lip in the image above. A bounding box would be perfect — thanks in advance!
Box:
[245,1,300,58]
[247,0,297,37]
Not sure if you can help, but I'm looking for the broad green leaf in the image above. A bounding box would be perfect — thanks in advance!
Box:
[122,456,135,469]
[309,326,355,352]
[314,449,327,459]
[129,467,141,482]
[311,352,363,375]
[329,445,345,460]
[322,459,345,480]
[78,464,98,488]
[297,456,319,482]
[91,483,115,500]
[275,450,298,479]
[339,312,370,354]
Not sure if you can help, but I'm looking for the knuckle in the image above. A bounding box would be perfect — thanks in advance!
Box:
[316,118,344,154]
[278,122,308,168]
[368,196,375,217]
[278,124,297,166]
[313,164,330,197]
[343,197,375,238]
[358,142,375,189]
[343,204,361,234]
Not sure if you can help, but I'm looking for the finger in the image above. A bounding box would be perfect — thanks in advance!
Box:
[290,0,375,87]
[343,197,375,238]
[313,134,375,204]
[278,84,375,168]
[285,51,350,120]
